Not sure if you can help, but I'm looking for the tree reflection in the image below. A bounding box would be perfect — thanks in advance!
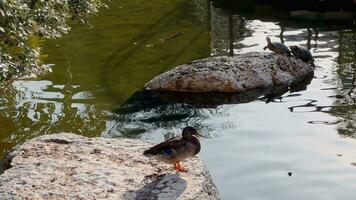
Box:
[331,31,356,137]
[211,0,355,140]
[0,80,109,166]
[210,3,248,56]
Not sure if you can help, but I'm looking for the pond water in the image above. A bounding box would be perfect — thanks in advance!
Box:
[0,0,355,199]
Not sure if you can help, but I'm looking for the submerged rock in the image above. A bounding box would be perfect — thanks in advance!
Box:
[0,133,219,200]
[145,52,314,92]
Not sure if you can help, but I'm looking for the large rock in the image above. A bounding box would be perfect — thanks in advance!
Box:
[145,52,314,92]
[0,133,219,200]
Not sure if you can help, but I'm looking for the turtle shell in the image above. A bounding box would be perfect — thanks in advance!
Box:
[269,42,291,55]
[290,45,313,63]
[264,37,291,56]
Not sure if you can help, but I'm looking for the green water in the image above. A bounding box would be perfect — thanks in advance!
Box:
[0,0,210,156]
[1,0,356,199]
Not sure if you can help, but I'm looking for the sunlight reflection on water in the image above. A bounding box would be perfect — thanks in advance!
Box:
[0,0,355,199]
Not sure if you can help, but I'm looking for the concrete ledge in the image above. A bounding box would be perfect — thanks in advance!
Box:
[0,133,219,200]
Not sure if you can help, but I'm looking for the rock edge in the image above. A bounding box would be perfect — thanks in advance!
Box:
[145,52,314,92]
[0,133,219,200]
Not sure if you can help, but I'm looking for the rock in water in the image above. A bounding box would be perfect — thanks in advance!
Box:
[0,133,219,200]
[145,52,314,93]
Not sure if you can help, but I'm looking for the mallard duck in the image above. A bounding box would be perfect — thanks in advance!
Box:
[143,126,201,172]
[263,36,291,56]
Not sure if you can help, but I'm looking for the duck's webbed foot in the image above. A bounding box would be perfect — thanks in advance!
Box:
[175,161,188,172]
[173,162,179,170]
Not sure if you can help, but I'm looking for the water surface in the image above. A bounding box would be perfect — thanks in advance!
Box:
[0,0,355,199]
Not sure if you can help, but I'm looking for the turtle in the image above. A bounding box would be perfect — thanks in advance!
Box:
[290,45,315,68]
[263,36,291,56]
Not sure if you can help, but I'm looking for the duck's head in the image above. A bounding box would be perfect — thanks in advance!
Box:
[182,126,201,139]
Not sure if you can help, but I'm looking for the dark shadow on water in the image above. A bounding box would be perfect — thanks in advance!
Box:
[123,173,187,200]
[211,0,356,30]
[212,0,356,12]
[109,74,313,138]
[116,73,313,112]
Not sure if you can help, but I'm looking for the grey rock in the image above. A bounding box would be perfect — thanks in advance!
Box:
[145,52,314,92]
[0,133,219,200]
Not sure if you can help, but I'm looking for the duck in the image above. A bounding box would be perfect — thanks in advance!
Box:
[143,126,201,172]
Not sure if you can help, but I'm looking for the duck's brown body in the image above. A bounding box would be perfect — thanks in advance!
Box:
[143,127,201,172]
[144,136,200,164]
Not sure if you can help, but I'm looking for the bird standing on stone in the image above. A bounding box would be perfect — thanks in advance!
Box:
[143,126,201,172]
[263,36,291,56]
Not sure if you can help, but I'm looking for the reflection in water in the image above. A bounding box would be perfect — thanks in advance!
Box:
[1,0,213,171]
[0,80,110,162]
[330,31,356,137]
[107,90,234,139]
[109,75,313,138]
[210,3,249,56]
[0,0,356,199]
[287,31,356,137]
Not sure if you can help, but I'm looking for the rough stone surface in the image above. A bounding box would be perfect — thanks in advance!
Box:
[0,133,219,200]
[145,52,314,92]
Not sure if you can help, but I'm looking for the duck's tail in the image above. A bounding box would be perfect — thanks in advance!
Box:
[143,149,155,157]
